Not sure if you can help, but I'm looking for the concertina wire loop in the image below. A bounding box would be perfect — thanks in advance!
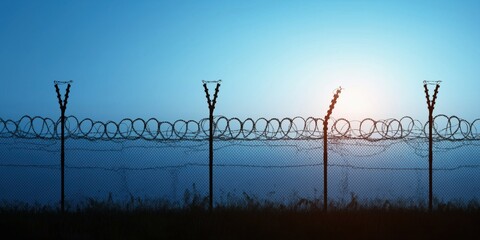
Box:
[0,115,479,141]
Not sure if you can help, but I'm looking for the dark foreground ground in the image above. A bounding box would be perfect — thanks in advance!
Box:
[1,208,479,239]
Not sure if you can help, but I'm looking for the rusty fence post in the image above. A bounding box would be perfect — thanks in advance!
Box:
[323,87,342,212]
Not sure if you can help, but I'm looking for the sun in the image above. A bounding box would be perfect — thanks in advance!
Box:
[317,60,391,119]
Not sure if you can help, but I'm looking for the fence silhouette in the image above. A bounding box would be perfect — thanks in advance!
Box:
[1,80,480,212]
[1,114,480,211]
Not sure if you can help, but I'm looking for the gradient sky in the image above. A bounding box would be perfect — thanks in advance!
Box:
[1,0,479,121]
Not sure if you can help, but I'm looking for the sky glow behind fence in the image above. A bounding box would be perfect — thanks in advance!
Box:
[1,0,480,121]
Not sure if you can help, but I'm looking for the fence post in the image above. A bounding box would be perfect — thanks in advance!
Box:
[423,80,440,212]
[323,87,342,212]
[202,80,221,211]
[54,80,72,213]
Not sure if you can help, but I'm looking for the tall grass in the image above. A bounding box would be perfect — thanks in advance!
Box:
[1,188,479,239]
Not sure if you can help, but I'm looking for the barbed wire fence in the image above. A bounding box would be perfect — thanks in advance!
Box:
[1,81,480,211]
[2,114,480,208]
[4,114,480,141]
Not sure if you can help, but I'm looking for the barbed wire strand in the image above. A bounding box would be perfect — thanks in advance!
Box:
[1,163,479,171]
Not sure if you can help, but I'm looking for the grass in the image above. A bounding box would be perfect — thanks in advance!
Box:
[1,190,480,239]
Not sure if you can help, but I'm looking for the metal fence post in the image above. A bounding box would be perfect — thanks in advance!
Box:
[54,80,72,213]
[423,80,440,212]
[323,87,342,212]
[202,80,221,211]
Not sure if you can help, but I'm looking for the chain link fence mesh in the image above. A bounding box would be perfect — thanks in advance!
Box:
[1,131,480,209]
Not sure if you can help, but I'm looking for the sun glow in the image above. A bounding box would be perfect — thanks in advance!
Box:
[319,60,392,119]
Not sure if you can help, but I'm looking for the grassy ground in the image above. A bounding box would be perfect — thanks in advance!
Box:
[2,191,480,239]
[1,207,479,239]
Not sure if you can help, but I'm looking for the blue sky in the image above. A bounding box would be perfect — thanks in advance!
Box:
[1,0,479,121]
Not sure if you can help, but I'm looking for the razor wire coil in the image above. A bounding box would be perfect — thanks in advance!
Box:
[1,115,479,141]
